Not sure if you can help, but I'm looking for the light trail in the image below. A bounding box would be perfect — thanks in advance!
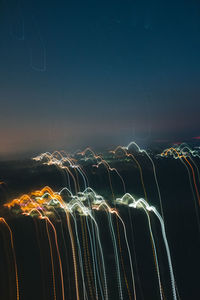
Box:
[0,185,178,300]
[2,141,198,299]
[0,218,20,300]
[117,194,177,300]
[160,146,200,235]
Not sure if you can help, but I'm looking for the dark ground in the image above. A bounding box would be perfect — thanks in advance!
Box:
[0,150,199,300]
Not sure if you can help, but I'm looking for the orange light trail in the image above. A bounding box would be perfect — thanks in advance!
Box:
[0,218,20,300]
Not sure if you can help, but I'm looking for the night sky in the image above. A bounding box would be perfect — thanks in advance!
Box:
[1,0,200,158]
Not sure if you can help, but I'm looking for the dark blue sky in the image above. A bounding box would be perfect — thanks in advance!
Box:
[1,0,200,157]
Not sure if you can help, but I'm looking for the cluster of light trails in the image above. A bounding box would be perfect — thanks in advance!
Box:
[0,142,199,300]
[160,143,200,233]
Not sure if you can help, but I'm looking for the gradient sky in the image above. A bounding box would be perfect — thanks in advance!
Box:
[0,0,200,157]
